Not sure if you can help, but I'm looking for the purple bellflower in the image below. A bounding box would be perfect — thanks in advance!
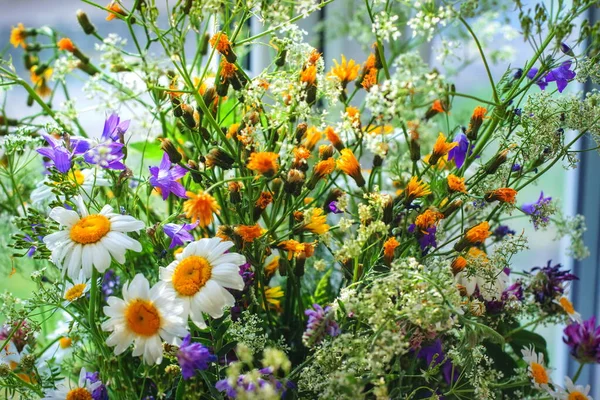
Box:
[177,334,216,380]
[163,221,198,249]
[545,61,576,93]
[447,132,469,169]
[149,153,188,200]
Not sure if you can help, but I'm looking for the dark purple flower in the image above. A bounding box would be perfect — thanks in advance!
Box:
[216,379,237,398]
[528,260,578,306]
[417,339,459,385]
[563,316,600,364]
[177,334,216,380]
[513,68,523,79]
[511,163,521,171]
[101,269,120,301]
[545,61,576,93]
[149,154,188,200]
[230,263,255,321]
[521,191,552,229]
[85,371,108,400]
[526,67,548,90]
[302,304,340,347]
[163,221,198,249]
[447,132,469,169]
[102,113,130,141]
[328,201,343,214]
[493,225,515,240]
[561,42,574,56]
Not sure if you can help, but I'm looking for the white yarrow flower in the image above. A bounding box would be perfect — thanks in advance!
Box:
[44,196,144,279]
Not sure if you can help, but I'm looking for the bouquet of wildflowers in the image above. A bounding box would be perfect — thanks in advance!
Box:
[2,0,600,398]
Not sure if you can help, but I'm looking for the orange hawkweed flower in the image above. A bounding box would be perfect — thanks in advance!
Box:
[383,237,400,264]
[183,191,220,227]
[10,23,27,48]
[247,152,279,177]
[425,99,449,120]
[431,100,445,113]
[447,174,467,193]
[361,68,378,91]
[235,224,264,243]
[414,209,444,231]
[451,256,467,275]
[219,59,238,82]
[465,222,491,244]
[279,239,306,259]
[300,65,317,85]
[303,126,322,151]
[429,133,457,165]
[57,38,75,52]
[330,55,359,86]
[485,188,517,204]
[264,255,280,277]
[106,1,125,21]
[467,106,487,140]
[302,208,329,235]
[307,158,335,189]
[263,286,284,311]
[337,148,365,187]
[307,49,321,65]
[404,176,431,203]
[325,126,344,151]
[255,192,273,210]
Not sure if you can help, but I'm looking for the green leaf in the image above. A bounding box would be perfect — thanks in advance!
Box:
[175,378,185,400]
[508,329,549,363]
[217,341,237,357]
[313,269,333,306]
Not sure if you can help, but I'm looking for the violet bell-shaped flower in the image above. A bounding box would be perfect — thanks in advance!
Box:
[149,153,188,200]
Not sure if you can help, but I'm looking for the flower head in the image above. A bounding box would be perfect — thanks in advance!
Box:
[10,23,27,48]
[43,367,104,400]
[177,334,216,380]
[555,296,582,323]
[447,132,469,169]
[546,61,576,93]
[43,196,144,279]
[563,316,600,364]
[85,370,108,400]
[149,154,188,200]
[553,376,592,400]
[325,126,344,151]
[158,238,245,328]
[102,274,188,365]
[164,221,198,249]
[279,239,306,260]
[37,134,87,174]
[330,55,359,86]
[383,237,400,264]
[415,209,444,231]
[102,113,130,141]
[529,260,578,307]
[300,65,317,85]
[247,152,279,177]
[485,188,518,204]
[57,37,75,52]
[337,148,365,187]
[183,191,220,227]
[302,208,329,235]
[522,191,553,229]
[417,339,458,385]
[447,174,467,193]
[235,224,264,243]
[521,346,552,390]
[263,286,284,311]
[429,133,457,165]
[404,176,431,203]
[302,304,340,347]
[106,1,126,21]
[466,106,487,140]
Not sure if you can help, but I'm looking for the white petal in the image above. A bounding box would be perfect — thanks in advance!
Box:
[211,265,244,290]
[49,208,80,226]
[109,216,145,232]
[92,243,112,273]
[67,244,83,280]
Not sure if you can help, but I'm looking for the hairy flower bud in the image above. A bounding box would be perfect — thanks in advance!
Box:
[76,10,96,35]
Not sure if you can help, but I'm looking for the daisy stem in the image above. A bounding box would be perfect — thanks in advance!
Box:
[572,362,584,384]
[89,269,101,339]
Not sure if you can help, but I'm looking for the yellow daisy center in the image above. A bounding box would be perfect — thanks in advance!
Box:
[70,170,86,186]
[172,256,212,297]
[125,299,161,337]
[70,215,111,244]
[59,337,72,349]
[64,283,87,302]
[66,388,92,400]
[560,297,575,314]
[569,392,588,400]
[530,362,549,384]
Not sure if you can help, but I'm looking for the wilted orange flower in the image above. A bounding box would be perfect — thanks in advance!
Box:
[362,68,378,91]
[325,126,344,151]
[57,38,75,52]
[220,59,237,81]
[106,1,125,21]
[431,99,445,113]
[235,224,263,243]
[485,188,518,204]
[465,222,491,244]
[363,53,376,71]
[447,174,467,193]
[314,158,335,179]
[183,190,220,227]
[383,237,400,263]
[247,152,279,177]
[300,65,317,85]
[303,208,329,235]
[451,256,467,274]
[255,192,273,210]
[404,176,431,202]
[429,133,457,165]
[279,239,306,259]
[264,255,280,277]
[210,32,232,55]
[330,55,359,85]
[10,23,26,48]
[30,67,53,97]
[303,126,322,151]
[472,106,487,120]
[307,49,321,65]
[415,209,444,231]
[227,123,240,139]
[337,148,365,187]
[293,146,311,162]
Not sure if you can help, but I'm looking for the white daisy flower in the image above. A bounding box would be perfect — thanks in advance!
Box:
[454,270,508,301]
[43,196,144,279]
[31,169,110,208]
[554,295,582,323]
[521,345,552,391]
[43,367,101,400]
[158,238,245,328]
[62,272,90,305]
[553,376,592,400]
[101,273,188,365]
